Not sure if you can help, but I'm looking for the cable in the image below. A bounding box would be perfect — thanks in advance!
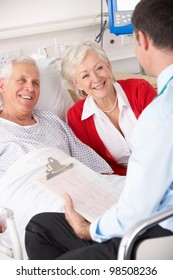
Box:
[95,0,109,46]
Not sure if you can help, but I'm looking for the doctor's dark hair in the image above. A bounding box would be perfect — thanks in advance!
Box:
[132,0,173,50]
[61,40,114,98]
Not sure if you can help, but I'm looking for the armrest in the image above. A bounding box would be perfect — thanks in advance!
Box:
[118,208,173,260]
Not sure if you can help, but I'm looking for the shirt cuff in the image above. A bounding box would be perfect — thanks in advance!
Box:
[89,216,110,243]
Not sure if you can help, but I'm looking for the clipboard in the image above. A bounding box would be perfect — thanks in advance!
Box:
[31,156,125,222]
[46,157,74,180]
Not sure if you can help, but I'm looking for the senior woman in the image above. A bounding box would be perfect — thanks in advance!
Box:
[0,56,113,177]
[61,41,157,175]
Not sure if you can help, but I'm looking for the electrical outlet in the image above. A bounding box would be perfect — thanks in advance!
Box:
[121,35,134,45]
[0,50,22,69]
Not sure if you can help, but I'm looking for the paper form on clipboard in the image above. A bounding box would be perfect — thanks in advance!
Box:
[31,157,125,222]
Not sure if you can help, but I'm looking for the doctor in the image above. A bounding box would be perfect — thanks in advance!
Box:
[25,0,173,260]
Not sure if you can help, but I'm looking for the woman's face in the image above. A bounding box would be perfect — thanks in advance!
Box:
[1,62,40,116]
[73,50,114,100]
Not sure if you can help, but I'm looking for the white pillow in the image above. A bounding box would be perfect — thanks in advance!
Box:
[0,56,74,122]
[34,56,74,122]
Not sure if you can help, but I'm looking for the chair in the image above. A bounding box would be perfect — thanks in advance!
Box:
[118,208,173,260]
[0,207,23,259]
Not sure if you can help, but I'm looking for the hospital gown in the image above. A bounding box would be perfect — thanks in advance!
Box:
[0,108,113,177]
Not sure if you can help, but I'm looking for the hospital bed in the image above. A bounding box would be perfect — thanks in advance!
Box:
[0,56,74,259]
[0,207,23,259]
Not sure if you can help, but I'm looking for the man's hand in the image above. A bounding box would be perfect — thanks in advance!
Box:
[64,193,91,240]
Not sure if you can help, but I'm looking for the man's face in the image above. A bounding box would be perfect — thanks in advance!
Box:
[1,62,40,116]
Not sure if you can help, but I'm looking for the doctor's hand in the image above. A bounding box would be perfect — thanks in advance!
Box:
[64,192,91,240]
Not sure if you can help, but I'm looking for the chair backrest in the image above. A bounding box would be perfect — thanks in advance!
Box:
[135,235,173,260]
[118,208,173,260]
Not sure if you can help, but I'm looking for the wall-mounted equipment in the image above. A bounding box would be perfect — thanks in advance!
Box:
[108,0,140,35]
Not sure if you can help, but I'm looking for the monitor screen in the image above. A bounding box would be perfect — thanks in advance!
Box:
[117,0,140,12]
[108,0,140,35]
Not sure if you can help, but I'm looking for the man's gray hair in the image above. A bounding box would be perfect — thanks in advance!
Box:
[0,56,38,81]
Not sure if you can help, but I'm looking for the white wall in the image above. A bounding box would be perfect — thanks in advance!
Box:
[0,0,139,73]
[0,0,106,28]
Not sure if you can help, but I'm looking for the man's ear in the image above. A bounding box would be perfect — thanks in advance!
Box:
[138,30,149,50]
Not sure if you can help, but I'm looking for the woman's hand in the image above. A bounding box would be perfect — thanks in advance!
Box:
[64,193,91,240]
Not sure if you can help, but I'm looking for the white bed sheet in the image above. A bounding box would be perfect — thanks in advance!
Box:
[0,147,69,259]
[0,147,126,260]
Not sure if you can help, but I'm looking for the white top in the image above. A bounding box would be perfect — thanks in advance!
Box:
[0,108,113,178]
[82,82,137,166]
[90,64,173,242]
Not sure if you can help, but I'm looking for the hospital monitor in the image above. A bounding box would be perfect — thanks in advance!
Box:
[108,0,140,35]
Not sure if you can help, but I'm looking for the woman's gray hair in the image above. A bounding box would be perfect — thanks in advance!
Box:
[61,40,114,98]
[0,56,38,82]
